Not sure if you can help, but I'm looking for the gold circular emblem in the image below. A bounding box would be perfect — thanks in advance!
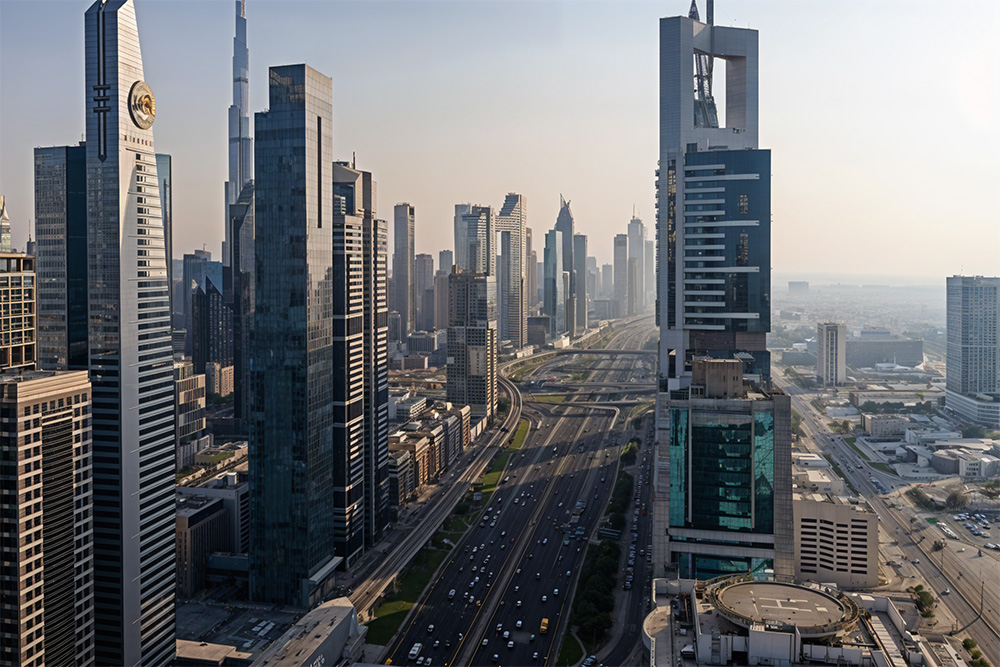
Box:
[128,80,156,129]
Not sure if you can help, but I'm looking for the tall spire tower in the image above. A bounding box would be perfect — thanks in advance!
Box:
[226,0,252,206]
[223,0,254,422]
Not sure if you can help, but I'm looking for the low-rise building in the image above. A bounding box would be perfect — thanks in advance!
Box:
[389,431,431,487]
[388,449,415,505]
[931,448,1000,479]
[250,598,365,666]
[862,414,909,437]
[794,492,879,589]
[177,470,250,555]
[389,391,427,422]
[176,494,230,598]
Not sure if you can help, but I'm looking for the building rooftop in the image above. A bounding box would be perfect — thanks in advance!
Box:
[714,581,850,629]
[175,639,252,665]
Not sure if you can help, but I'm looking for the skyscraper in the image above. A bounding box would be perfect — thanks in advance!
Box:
[183,249,213,355]
[601,263,613,299]
[543,229,565,336]
[333,160,391,552]
[84,0,175,661]
[223,0,254,423]
[573,233,588,330]
[1,370,94,667]
[250,64,339,606]
[463,204,496,276]
[439,249,454,273]
[627,216,646,314]
[0,197,9,252]
[613,234,628,318]
[497,193,526,347]
[554,196,575,333]
[525,227,537,309]
[453,203,473,271]
[34,144,88,370]
[446,270,498,421]
[945,276,1000,428]
[393,203,415,341]
[816,322,847,386]
[0,254,37,371]
[415,252,434,331]
[653,4,791,581]
[191,262,233,373]
[434,271,450,330]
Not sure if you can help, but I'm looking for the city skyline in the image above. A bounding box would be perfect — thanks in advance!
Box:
[1,0,997,281]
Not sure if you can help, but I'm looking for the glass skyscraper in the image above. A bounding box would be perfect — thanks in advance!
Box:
[84,0,176,662]
[33,143,88,370]
[653,5,792,582]
[250,64,341,606]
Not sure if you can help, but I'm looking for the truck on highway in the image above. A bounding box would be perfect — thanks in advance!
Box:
[409,643,423,660]
[540,618,549,634]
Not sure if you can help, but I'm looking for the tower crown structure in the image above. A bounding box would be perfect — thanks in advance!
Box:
[84,0,176,662]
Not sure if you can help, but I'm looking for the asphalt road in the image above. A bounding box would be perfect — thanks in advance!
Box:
[384,404,618,666]
[774,365,1000,663]
[385,321,658,667]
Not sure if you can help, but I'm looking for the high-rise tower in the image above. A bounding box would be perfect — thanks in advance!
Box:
[653,2,791,582]
[393,203,415,341]
[250,64,339,606]
[497,193,527,348]
[84,0,176,661]
[332,160,391,556]
[446,271,498,421]
[223,0,254,422]
[543,229,565,336]
[573,233,588,330]
[627,216,646,314]
[945,276,1000,428]
[554,196,575,334]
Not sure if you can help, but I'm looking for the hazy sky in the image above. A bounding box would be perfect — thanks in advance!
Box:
[1,0,997,283]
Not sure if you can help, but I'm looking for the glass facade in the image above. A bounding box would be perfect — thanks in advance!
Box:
[34,144,88,371]
[669,404,776,535]
[250,64,337,605]
[681,149,771,335]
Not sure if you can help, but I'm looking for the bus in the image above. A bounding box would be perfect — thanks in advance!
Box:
[540,618,549,634]
[408,643,423,660]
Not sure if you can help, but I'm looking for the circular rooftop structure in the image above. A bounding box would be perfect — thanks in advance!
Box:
[706,579,861,638]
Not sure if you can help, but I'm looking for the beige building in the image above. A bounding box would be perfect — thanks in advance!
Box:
[794,492,879,589]
[0,252,36,370]
[862,414,909,437]
[0,370,94,666]
[817,322,847,386]
[205,361,234,397]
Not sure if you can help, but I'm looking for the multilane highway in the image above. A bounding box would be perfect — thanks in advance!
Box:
[384,319,658,666]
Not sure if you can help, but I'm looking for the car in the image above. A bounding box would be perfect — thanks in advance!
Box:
[496,623,503,633]
[542,538,548,545]
[508,641,515,649]
[433,640,440,648]
[492,653,499,662]
[482,639,489,647]
[503,631,510,640]
[516,568,522,575]
[958,547,966,552]
[554,588,559,596]
[533,652,540,660]
[943,588,950,595]
[427,624,435,633]
[536,572,541,580]
[913,559,920,564]
[542,595,548,602]
[516,620,523,629]
[517,599,522,607]
[416,657,424,665]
